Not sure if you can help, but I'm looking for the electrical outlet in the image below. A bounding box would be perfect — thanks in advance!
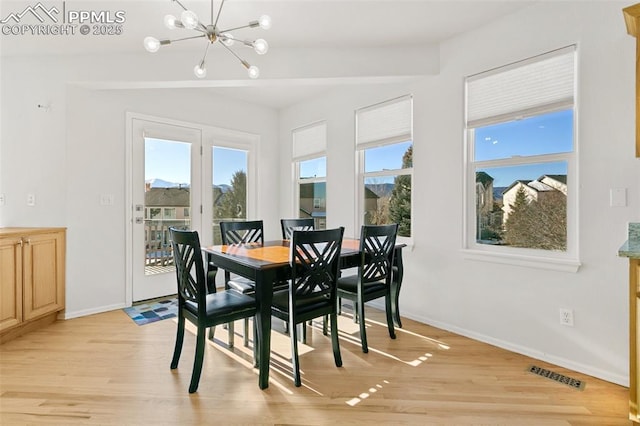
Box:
[559,308,574,326]
[0,193,5,206]
[26,193,36,206]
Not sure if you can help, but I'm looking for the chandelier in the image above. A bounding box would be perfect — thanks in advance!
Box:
[144,0,271,79]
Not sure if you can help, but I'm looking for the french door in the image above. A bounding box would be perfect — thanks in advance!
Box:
[127,114,257,304]
[130,118,202,302]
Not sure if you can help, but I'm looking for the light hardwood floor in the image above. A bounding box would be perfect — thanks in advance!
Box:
[0,306,630,425]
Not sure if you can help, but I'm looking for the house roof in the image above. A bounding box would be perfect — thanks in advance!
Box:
[145,188,190,207]
[539,174,567,184]
[502,180,532,195]
[476,171,494,186]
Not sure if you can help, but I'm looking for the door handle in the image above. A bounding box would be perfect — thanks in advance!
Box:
[135,217,143,224]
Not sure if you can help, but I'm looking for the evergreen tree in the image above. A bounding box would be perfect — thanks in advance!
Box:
[215,170,247,220]
[504,185,566,250]
[389,145,412,237]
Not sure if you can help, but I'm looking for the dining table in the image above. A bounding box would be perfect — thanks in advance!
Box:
[202,238,405,390]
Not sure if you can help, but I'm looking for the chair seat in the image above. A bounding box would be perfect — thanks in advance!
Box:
[271,289,332,317]
[337,274,387,295]
[185,290,256,317]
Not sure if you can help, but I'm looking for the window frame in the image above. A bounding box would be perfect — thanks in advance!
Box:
[291,121,328,228]
[462,47,580,272]
[355,95,414,244]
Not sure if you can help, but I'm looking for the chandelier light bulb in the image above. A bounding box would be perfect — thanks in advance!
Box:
[248,65,260,79]
[164,14,178,29]
[181,10,199,29]
[258,15,271,30]
[144,36,161,53]
[194,63,207,78]
[220,33,235,47]
[253,38,269,55]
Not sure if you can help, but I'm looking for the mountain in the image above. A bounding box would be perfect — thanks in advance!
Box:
[493,187,507,201]
[146,178,189,188]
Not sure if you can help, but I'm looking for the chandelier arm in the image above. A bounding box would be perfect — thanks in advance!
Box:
[174,0,189,12]
[231,38,256,48]
[220,42,250,68]
[213,0,225,28]
[219,22,258,33]
[170,34,208,43]
[199,41,211,65]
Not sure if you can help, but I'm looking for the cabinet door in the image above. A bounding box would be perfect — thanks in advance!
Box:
[22,232,65,321]
[632,259,640,424]
[0,236,22,332]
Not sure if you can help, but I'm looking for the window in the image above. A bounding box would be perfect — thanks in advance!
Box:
[356,95,413,239]
[464,46,578,270]
[293,122,327,230]
[163,207,176,219]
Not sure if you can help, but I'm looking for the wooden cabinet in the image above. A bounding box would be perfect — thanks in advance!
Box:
[631,258,640,424]
[0,228,65,342]
[623,3,640,157]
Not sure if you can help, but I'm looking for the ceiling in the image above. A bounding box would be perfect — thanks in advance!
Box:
[0,0,537,108]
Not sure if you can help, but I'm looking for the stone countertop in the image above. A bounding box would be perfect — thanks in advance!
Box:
[619,223,640,258]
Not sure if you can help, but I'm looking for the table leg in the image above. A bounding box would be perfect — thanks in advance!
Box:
[255,270,273,389]
[392,247,404,328]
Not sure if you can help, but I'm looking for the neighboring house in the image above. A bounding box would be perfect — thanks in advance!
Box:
[299,182,327,229]
[475,171,498,240]
[476,171,494,218]
[144,186,191,263]
[501,175,567,224]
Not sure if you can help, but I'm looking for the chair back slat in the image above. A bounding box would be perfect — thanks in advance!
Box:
[290,228,344,304]
[359,224,398,285]
[281,218,315,240]
[170,228,206,305]
[220,220,264,245]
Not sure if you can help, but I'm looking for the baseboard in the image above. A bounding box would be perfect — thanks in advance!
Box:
[62,303,127,320]
[367,300,628,387]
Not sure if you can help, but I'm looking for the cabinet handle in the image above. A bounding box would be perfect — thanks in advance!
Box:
[25,239,31,245]
[19,238,23,247]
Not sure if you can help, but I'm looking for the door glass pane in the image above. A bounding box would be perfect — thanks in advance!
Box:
[144,138,191,275]
[212,147,248,244]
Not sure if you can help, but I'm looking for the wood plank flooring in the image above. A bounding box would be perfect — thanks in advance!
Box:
[0,307,630,425]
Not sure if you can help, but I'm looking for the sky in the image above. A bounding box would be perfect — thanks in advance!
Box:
[144,139,247,185]
[474,109,573,187]
[145,110,570,189]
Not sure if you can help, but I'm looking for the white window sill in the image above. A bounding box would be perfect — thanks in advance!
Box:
[461,249,581,273]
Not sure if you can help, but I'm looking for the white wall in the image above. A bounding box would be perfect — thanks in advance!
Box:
[1,54,280,318]
[279,1,638,385]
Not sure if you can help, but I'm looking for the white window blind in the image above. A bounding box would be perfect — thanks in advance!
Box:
[292,121,326,160]
[356,95,412,147]
[466,46,575,128]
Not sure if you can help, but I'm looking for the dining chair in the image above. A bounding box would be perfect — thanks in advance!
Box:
[169,227,258,393]
[219,220,263,347]
[280,217,316,341]
[337,223,398,353]
[270,227,345,386]
[280,218,315,240]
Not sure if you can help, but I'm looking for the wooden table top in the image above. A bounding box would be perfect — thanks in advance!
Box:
[204,238,361,267]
